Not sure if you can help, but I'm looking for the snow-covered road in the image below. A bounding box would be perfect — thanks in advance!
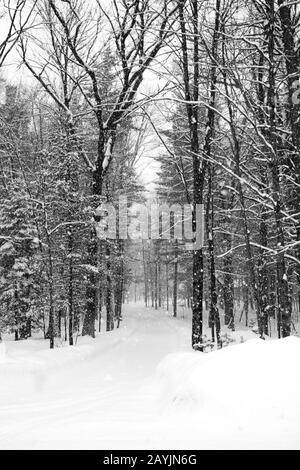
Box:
[1,304,299,450]
[0,304,190,449]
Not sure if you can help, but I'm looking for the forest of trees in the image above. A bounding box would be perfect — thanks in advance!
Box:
[0,0,299,350]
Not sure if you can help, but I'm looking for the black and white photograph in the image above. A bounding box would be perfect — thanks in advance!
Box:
[0,0,299,451]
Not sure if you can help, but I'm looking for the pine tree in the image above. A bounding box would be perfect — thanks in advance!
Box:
[0,183,40,339]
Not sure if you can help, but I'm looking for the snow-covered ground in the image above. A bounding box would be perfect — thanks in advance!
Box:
[0,304,299,449]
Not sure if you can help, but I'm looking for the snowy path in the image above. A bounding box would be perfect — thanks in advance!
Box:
[1,304,299,450]
[0,304,190,449]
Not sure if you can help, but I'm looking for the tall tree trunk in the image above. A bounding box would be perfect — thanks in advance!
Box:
[166,261,169,311]
[154,243,158,310]
[68,230,74,346]
[158,260,162,308]
[266,0,291,337]
[115,240,124,328]
[207,166,221,344]
[142,242,148,307]
[258,211,270,336]
[47,239,55,348]
[278,0,300,283]
[178,0,206,348]
[106,241,114,331]
[82,237,97,338]
[173,240,178,318]
[83,137,110,336]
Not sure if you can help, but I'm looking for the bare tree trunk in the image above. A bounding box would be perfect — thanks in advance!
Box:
[221,187,235,330]
[47,233,55,349]
[178,0,205,348]
[258,212,269,336]
[173,240,178,318]
[115,240,124,328]
[166,261,169,311]
[142,242,148,307]
[266,0,291,337]
[158,259,162,308]
[278,0,300,283]
[207,167,221,344]
[106,242,114,331]
[68,231,74,346]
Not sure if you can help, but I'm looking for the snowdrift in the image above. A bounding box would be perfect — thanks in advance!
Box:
[0,326,133,378]
[0,341,6,362]
[156,337,300,422]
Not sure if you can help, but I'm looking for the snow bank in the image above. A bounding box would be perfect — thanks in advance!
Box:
[156,337,300,422]
[0,327,132,378]
[0,341,6,362]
